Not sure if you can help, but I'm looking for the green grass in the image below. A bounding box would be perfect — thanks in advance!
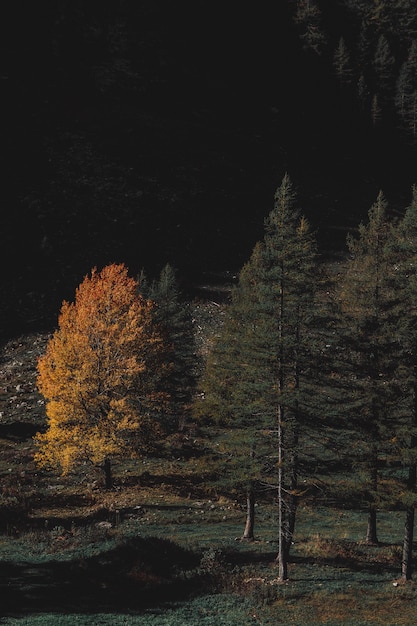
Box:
[1,429,415,625]
[1,595,255,626]
[2,502,417,625]
[1,331,417,624]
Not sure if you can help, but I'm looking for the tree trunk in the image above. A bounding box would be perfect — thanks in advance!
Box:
[104,458,112,489]
[402,458,416,580]
[366,451,379,544]
[275,405,289,580]
[242,486,255,541]
[402,374,417,580]
[402,504,415,580]
[366,505,378,544]
[285,438,298,562]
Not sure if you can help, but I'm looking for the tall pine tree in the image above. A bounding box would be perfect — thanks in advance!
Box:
[196,174,319,579]
[390,186,417,579]
[336,191,399,544]
[395,41,417,141]
[138,264,197,433]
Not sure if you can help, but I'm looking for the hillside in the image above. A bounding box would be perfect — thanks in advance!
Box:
[4,0,417,339]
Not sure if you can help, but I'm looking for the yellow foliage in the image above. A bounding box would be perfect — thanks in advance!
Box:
[35,263,169,475]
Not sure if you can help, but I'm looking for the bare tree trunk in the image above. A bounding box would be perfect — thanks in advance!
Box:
[366,450,379,544]
[402,373,417,580]
[366,506,378,544]
[276,405,288,581]
[242,486,255,541]
[284,437,298,562]
[402,502,415,580]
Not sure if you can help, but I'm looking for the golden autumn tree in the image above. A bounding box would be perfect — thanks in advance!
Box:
[34,263,169,488]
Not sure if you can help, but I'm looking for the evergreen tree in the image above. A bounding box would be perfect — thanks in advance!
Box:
[392,0,417,42]
[333,37,354,89]
[395,41,417,140]
[372,34,395,101]
[356,20,373,75]
[196,174,319,579]
[336,192,399,543]
[194,277,262,541]
[369,0,391,36]
[371,92,383,127]
[390,186,417,579]
[357,74,371,112]
[293,0,326,55]
[138,264,197,432]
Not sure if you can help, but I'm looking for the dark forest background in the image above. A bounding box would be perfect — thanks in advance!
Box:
[3,0,417,339]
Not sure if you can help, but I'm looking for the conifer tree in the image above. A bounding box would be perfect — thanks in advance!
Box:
[357,74,371,113]
[196,174,319,579]
[293,0,326,55]
[34,263,168,488]
[390,186,417,579]
[356,20,373,74]
[371,93,383,128]
[336,192,398,543]
[395,41,417,140]
[373,34,395,102]
[369,0,391,36]
[139,264,197,432]
[333,37,353,89]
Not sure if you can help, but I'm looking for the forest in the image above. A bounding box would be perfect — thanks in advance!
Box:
[3,0,417,624]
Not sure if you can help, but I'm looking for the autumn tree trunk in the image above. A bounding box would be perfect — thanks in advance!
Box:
[104,458,113,490]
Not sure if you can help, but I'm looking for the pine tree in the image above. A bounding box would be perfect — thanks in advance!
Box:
[371,92,383,127]
[194,244,269,543]
[336,192,399,543]
[196,174,319,579]
[357,74,371,113]
[139,264,197,432]
[369,0,391,35]
[395,41,417,140]
[373,34,395,101]
[34,263,168,488]
[293,0,326,55]
[356,19,373,74]
[390,186,417,579]
[333,37,354,89]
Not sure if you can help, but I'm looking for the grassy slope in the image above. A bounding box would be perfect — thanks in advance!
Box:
[0,296,417,624]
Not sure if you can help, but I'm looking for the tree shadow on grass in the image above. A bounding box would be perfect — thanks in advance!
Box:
[0,536,203,618]
[0,530,405,619]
